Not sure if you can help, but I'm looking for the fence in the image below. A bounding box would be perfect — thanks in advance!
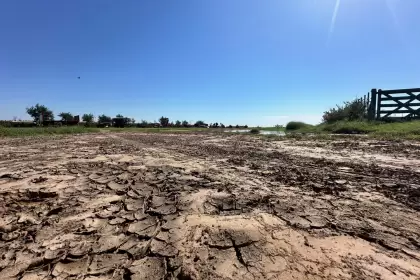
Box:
[368,88,420,120]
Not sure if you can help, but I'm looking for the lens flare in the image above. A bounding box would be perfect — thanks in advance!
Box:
[327,0,341,46]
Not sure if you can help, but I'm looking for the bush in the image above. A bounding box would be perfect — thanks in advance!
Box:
[322,98,368,123]
[0,121,36,128]
[285,121,311,131]
[250,128,260,134]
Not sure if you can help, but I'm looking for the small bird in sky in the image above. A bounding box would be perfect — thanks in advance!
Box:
[77,77,80,79]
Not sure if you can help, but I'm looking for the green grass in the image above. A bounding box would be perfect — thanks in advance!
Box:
[289,120,420,139]
[5,123,417,140]
[102,127,211,133]
[0,126,100,137]
[105,126,285,133]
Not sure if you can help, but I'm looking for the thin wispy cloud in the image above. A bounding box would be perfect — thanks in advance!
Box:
[327,0,341,46]
[385,0,400,30]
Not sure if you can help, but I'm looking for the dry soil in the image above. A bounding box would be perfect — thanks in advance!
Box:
[1,133,420,280]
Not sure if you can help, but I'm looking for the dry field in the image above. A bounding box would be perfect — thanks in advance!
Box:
[1,132,420,280]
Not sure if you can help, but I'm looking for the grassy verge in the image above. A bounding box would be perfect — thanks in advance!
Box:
[288,121,420,139]
[102,127,211,133]
[0,126,100,137]
[256,127,285,131]
[104,126,284,133]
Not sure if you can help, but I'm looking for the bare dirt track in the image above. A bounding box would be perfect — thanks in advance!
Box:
[1,132,420,280]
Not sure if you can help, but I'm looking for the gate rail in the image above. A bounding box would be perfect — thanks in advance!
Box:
[368,88,420,120]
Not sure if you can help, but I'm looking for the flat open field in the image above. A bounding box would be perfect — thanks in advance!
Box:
[1,132,420,279]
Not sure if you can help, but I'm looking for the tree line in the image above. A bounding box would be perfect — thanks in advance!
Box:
[21,104,248,128]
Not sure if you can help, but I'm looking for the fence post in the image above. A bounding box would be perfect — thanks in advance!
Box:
[368,89,377,120]
[376,89,382,120]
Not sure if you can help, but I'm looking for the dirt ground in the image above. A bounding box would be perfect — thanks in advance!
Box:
[1,133,420,280]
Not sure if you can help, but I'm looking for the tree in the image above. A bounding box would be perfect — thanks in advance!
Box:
[131,118,136,124]
[194,120,205,127]
[98,114,112,123]
[175,120,181,127]
[139,120,149,127]
[220,123,225,128]
[26,104,54,122]
[58,112,74,122]
[182,120,189,127]
[116,114,124,118]
[124,117,130,125]
[159,116,169,127]
[82,113,94,123]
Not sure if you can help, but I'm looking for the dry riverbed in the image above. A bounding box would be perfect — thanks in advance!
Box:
[1,133,420,280]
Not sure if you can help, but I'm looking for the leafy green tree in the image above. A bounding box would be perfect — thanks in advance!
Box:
[194,120,205,127]
[159,116,169,127]
[26,104,54,122]
[82,113,94,123]
[139,120,149,127]
[116,114,124,118]
[58,112,74,122]
[182,120,189,127]
[98,114,112,123]
[123,117,131,125]
[175,120,181,127]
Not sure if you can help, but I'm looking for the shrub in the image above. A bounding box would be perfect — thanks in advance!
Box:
[250,128,260,134]
[285,121,310,131]
[0,121,36,128]
[322,98,368,123]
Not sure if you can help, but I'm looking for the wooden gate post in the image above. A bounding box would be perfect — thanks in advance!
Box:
[368,88,377,120]
[376,89,382,120]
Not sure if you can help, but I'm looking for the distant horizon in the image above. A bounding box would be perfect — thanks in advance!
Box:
[2,0,420,126]
[0,110,305,127]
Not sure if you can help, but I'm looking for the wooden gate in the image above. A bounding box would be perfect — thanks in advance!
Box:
[368,88,420,120]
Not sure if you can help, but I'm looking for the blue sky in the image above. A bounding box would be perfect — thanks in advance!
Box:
[1,0,420,126]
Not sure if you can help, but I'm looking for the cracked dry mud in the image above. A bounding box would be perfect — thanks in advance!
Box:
[1,133,420,280]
